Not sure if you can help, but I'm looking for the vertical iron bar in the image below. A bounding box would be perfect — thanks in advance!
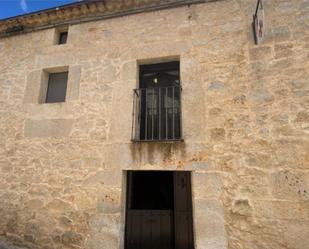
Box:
[172,86,175,140]
[166,87,168,140]
[133,86,182,141]
[145,88,148,140]
[138,89,142,140]
[131,90,136,141]
[159,87,161,140]
[152,87,154,140]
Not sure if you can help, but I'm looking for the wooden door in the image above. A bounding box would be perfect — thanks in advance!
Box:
[125,171,194,249]
[125,210,173,249]
[174,172,195,249]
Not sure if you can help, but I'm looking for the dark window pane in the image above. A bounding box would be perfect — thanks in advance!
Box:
[58,31,68,44]
[139,61,180,89]
[45,72,68,103]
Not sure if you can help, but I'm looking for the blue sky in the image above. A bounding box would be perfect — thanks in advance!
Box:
[0,0,79,20]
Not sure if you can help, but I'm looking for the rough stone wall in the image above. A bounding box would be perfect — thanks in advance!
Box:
[0,0,308,249]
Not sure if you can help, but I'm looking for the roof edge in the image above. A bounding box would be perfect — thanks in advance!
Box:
[0,0,223,38]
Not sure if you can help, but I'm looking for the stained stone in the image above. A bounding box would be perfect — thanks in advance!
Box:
[249,46,272,61]
[207,81,229,91]
[61,231,83,246]
[210,128,226,140]
[273,26,291,42]
[249,89,274,105]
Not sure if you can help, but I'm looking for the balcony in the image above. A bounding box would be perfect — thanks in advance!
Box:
[132,85,182,142]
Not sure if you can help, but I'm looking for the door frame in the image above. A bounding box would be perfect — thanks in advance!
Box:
[121,170,196,249]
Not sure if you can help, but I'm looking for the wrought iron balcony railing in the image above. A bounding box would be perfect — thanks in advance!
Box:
[132,86,182,141]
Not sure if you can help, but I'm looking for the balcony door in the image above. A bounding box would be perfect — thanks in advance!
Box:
[125,171,194,249]
[132,61,182,141]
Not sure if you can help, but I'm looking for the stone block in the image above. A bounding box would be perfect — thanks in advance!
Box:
[280,220,309,249]
[253,200,307,220]
[295,111,309,123]
[66,65,81,101]
[97,188,122,213]
[288,78,309,90]
[244,152,273,168]
[86,214,121,249]
[24,102,75,120]
[304,201,309,220]
[273,26,291,42]
[35,54,76,69]
[248,89,274,106]
[121,60,137,81]
[98,65,118,83]
[231,198,253,216]
[276,2,297,14]
[186,161,211,171]
[46,198,75,213]
[274,43,294,59]
[210,128,226,141]
[104,144,134,169]
[85,231,119,249]
[61,231,83,246]
[207,81,230,92]
[23,70,42,104]
[0,241,28,249]
[83,170,122,187]
[236,167,270,198]
[108,80,135,142]
[89,214,121,234]
[182,80,207,141]
[249,46,272,61]
[24,199,44,209]
[24,119,73,138]
[194,199,227,249]
[193,172,223,199]
[270,170,309,200]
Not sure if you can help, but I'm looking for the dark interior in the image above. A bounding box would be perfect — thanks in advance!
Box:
[125,171,194,249]
[58,31,68,44]
[129,171,174,210]
[139,61,180,89]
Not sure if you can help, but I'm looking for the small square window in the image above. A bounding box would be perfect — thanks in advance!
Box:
[54,26,69,45]
[45,72,68,103]
[58,31,68,45]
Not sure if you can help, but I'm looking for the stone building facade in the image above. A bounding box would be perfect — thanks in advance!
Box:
[0,0,308,249]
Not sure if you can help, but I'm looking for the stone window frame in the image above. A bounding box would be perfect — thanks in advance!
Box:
[54,25,69,45]
[132,55,183,142]
[23,65,81,104]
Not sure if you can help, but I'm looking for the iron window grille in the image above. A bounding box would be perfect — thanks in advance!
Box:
[132,61,182,142]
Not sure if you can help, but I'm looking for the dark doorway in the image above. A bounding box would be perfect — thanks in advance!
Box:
[137,61,181,141]
[125,171,194,249]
